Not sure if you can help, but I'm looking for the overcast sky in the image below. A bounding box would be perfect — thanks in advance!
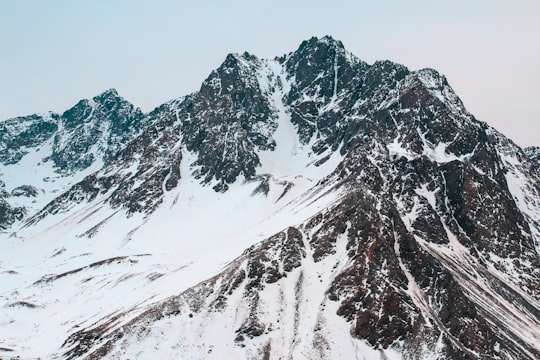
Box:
[1,0,538,146]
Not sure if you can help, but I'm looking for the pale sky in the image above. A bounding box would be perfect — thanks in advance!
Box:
[1,0,538,146]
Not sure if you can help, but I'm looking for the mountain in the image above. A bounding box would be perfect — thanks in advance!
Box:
[1,36,539,359]
[0,88,147,230]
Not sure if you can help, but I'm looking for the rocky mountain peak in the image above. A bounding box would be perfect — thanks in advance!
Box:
[49,89,146,173]
[297,35,346,54]
[222,51,259,66]
[200,51,261,99]
[285,35,359,77]
[93,87,119,101]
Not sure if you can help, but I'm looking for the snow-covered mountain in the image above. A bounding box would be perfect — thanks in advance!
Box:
[1,36,539,359]
[0,88,147,229]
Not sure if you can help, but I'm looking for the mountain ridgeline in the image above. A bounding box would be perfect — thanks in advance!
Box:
[1,36,539,359]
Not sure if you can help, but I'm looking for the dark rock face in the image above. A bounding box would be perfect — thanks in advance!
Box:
[525,146,540,168]
[180,53,277,190]
[0,181,25,229]
[0,198,25,229]
[284,36,372,152]
[49,89,146,172]
[0,114,58,165]
[2,36,540,359]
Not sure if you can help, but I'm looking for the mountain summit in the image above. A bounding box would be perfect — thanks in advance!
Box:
[1,36,539,359]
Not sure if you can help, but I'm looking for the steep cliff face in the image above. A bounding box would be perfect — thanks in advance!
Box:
[1,36,539,360]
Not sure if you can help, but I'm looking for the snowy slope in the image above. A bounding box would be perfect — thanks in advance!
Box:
[0,160,343,358]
